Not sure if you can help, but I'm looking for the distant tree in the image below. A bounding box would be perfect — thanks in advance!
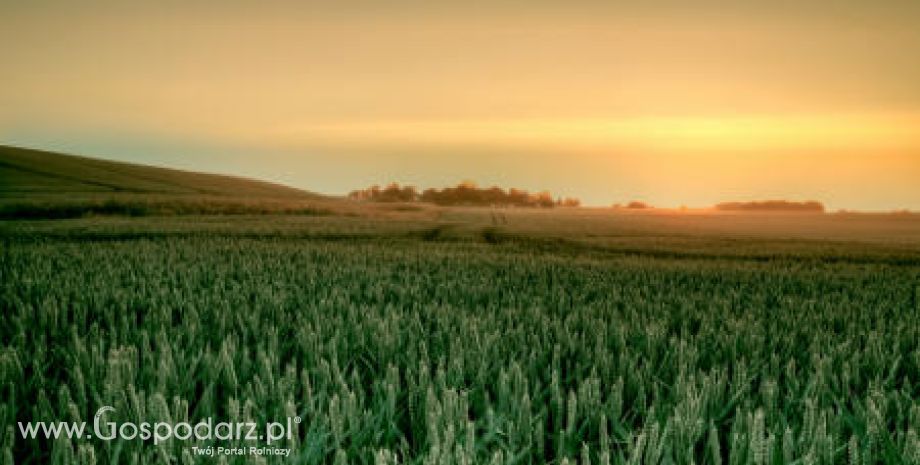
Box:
[347,184,380,201]
[714,200,824,213]
[532,191,554,208]
[353,182,578,208]
[349,183,418,202]
[557,197,581,207]
[626,201,652,209]
[507,188,529,206]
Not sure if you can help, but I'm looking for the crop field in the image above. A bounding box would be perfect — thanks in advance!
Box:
[2,211,920,465]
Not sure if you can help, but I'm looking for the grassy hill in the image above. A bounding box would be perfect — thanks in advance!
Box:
[0,145,342,218]
[0,145,317,198]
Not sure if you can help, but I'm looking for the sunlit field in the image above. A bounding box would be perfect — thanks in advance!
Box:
[5,0,920,462]
[3,208,920,464]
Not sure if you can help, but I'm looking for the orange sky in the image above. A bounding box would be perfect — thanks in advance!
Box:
[2,1,919,210]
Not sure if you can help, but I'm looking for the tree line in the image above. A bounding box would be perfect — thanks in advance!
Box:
[348,182,581,207]
[715,200,825,212]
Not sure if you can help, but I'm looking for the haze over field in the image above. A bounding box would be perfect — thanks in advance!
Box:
[5,5,920,463]
[2,1,919,210]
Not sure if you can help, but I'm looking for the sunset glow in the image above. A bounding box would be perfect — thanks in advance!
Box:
[2,1,919,210]
[271,114,920,152]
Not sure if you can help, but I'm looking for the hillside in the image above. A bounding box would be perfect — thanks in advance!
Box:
[0,145,317,198]
[0,145,339,218]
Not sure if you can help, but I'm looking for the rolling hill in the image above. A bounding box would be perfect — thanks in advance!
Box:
[0,145,339,218]
[0,145,317,198]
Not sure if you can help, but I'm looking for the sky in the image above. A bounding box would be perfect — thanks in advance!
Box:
[2,1,920,210]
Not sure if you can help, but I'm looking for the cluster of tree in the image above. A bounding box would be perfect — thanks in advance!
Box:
[348,182,580,207]
[347,183,418,203]
[715,200,825,213]
[612,201,653,210]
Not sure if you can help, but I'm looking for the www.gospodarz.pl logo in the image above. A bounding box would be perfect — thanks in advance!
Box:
[18,406,301,456]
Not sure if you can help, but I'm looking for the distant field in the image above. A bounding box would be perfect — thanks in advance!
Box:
[2,147,920,464]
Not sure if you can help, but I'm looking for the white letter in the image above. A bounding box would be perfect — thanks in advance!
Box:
[93,406,117,441]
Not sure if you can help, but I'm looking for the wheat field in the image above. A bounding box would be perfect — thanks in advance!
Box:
[2,211,919,465]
